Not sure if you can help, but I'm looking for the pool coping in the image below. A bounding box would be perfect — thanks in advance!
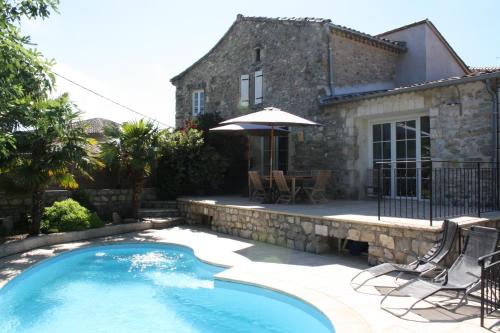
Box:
[0,229,371,332]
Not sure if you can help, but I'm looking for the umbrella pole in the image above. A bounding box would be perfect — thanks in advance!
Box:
[269,125,274,188]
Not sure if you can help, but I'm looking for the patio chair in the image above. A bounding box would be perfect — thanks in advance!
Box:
[302,170,331,204]
[380,225,499,317]
[272,170,301,204]
[248,171,266,201]
[350,220,458,290]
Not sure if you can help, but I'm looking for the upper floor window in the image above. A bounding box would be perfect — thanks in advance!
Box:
[192,90,205,116]
[255,48,261,62]
[254,70,263,105]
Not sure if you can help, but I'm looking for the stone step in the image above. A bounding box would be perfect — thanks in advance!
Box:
[142,217,184,229]
[137,208,179,218]
[141,200,178,209]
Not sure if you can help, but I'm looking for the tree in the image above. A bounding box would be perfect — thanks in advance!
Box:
[0,94,99,235]
[0,0,58,161]
[156,127,227,199]
[101,119,159,219]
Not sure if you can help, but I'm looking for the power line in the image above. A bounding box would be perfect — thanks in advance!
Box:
[52,71,171,128]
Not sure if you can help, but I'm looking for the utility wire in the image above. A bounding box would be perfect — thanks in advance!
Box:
[52,71,172,128]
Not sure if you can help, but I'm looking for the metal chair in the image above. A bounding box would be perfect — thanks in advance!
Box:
[351,220,458,290]
[380,226,499,317]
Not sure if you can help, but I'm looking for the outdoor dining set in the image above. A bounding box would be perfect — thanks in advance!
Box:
[248,169,332,204]
[209,106,330,205]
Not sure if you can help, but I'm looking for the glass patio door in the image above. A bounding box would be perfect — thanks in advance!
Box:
[395,120,417,197]
[371,116,430,199]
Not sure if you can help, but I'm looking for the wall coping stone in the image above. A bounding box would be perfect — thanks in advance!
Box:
[0,222,154,259]
[177,198,495,232]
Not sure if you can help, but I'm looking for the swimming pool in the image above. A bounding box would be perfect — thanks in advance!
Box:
[0,243,335,333]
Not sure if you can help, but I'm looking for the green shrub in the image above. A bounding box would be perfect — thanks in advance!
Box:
[156,128,227,199]
[89,212,105,229]
[41,199,104,233]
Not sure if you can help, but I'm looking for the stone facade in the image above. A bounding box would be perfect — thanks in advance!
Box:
[331,33,399,93]
[308,80,496,199]
[172,15,498,200]
[0,188,157,224]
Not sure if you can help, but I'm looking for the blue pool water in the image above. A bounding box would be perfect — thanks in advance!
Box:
[0,243,335,333]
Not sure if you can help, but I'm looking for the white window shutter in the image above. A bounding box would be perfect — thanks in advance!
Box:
[240,74,249,105]
[254,70,263,105]
[192,92,198,116]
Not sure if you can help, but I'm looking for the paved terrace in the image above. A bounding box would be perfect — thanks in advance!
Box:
[177,196,500,265]
[179,196,500,228]
[0,227,495,332]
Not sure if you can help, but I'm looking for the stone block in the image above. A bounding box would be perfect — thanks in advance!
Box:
[315,224,328,237]
[240,229,252,239]
[383,249,394,260]
[347,228,360,241]
[395,238,411,253]
[360,231,375,243]
[301,221,314,234]
[379,234,395,250]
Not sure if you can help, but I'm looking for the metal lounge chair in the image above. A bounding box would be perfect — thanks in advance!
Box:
[248,171,266,202]
[272,170,301,204]
[380,225,499,317]
[350,219,458,290]
[302,170,331,204]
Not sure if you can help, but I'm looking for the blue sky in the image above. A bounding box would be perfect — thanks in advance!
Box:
[22,0,500,127]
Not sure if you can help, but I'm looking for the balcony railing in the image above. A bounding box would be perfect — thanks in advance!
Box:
[372,161,500,225]
[480,250,500,327]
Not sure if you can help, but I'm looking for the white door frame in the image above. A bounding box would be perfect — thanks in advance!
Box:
[368,115,427,199]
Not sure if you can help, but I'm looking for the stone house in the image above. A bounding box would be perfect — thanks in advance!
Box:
[171,15,500,200]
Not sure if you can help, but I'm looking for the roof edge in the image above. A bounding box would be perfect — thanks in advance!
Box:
[320,71,500,106]
[378,19,470,74]
[170,16,240,83]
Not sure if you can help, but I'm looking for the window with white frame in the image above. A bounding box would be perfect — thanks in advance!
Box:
[254,70,263,105]
[240,74,249,106]
[369,115,430,199]
[192,90,205,116]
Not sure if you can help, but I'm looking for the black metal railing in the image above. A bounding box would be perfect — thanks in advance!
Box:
[480,250,500,327]
[374,161,500,225]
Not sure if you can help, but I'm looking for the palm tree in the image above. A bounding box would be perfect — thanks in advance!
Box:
[101,119,159,219]
[0,94,99,235]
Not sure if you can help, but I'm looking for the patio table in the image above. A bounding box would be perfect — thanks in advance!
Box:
[264,174,313,204]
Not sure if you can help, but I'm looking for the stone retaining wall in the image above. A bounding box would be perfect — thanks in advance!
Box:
[0,188,156,224]
[0,221,155,258]
[178,199,497,265]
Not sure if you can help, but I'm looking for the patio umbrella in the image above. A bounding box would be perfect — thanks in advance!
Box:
[209,123,289,136]
[219,107,320,187]
[209,123,289,177]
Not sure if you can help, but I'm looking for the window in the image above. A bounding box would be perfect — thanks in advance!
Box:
[192,90,205,116]
[240,74,249,106]
[254,70,263,105]
[255,48,261,62]
[370,116,431,199]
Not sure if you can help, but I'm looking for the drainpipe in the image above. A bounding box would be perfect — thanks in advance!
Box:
[327,43,335,96]
[485,79,499,164]
[485,79,499,209]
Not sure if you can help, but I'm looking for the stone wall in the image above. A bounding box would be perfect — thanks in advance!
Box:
[331,33,398,92]
[171,15,495,201]
[178,199,457,265]
[171,16,331,129]
[309,80,495,199]
[0,188,157,224]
